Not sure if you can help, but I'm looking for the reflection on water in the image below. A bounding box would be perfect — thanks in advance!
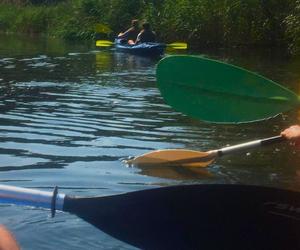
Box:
[1,33,300,249]
[134,164,214,180]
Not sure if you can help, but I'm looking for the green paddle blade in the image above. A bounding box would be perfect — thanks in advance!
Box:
[156,55,300,123]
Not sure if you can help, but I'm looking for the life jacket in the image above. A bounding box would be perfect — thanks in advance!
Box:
[139,30,156,43]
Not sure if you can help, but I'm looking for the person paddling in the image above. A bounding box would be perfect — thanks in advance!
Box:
[281,125,300,147]
[135,22,156,44]
[0,225,20,250]
[117,19,140,45]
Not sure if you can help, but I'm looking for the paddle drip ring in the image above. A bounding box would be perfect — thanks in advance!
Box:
[51,186,58,218]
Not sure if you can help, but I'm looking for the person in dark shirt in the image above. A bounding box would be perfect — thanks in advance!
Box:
[135,22,156,44]
[117,19,140,44]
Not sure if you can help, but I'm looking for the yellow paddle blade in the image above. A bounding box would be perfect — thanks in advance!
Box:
[167,42,188,50]
[95,24,112,34]
[96,40,114,47]
[126,149,215,167]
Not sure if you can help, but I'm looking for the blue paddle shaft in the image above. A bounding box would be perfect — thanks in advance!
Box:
[0,184,65,211]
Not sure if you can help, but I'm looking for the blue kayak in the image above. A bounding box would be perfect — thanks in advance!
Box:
[115,39,166,56]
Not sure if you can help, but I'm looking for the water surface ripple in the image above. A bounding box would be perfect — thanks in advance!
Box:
[1,35,300,249]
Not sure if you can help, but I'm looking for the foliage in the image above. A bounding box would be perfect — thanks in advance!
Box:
[14,6,51,34]
[284,0,300,55]
[0,5,19,31]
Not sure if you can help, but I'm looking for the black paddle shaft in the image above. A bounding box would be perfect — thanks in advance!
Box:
[63,184,300,250]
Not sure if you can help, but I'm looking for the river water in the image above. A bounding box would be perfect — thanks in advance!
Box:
[0,34,300,249]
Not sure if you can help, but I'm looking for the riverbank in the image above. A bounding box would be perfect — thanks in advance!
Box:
[0,0,299,56]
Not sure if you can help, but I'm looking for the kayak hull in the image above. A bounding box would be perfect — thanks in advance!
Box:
[115,39,165,56]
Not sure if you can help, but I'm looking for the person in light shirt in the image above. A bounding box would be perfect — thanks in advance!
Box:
[117,19,140,45]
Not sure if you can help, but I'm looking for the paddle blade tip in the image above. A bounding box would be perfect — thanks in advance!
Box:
[95,40,114,47]
[167,42,188,50]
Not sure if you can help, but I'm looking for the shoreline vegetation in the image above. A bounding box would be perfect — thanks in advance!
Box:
[0,0,299,56]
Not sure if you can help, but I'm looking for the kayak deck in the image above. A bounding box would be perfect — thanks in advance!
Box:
[115,39,166,56]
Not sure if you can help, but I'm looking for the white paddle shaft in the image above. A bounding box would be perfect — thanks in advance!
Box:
[212,135,285,156]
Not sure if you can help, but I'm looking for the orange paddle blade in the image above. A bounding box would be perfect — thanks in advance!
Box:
[126,149,215,167]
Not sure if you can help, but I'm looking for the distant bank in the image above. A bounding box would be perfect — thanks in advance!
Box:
[0,0,299,56]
